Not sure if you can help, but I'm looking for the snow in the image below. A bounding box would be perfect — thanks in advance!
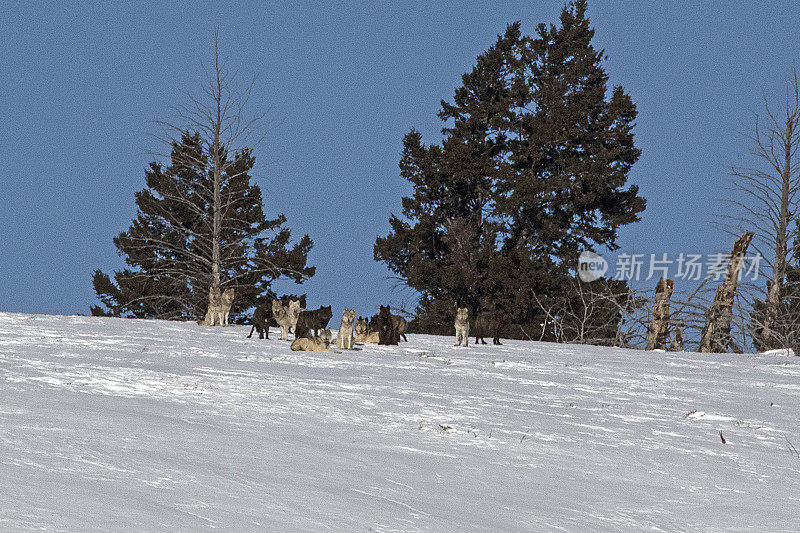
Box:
[762,348,796,358]
[1,311,799,531]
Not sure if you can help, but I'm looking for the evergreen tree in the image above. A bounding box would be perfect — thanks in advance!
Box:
[375,24,526,332]
[498,0,644,328]
[93,36,314,321]
[92,133,314,320]
[375,1,644,341]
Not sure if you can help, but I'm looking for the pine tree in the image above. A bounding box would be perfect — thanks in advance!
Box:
[375,1,644,341]
[92,36,313,321]
[374,24,526,332]
[91,132,314,320]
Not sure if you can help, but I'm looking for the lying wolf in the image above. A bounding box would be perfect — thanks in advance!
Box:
[198,286,222,326]
[291,328,340,353]
[354,317,378,343]
[295,306,333,339]
[333,307,356,349]
[454,307,470,347]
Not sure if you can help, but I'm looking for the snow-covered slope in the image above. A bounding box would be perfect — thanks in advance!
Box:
[1,312,799,531]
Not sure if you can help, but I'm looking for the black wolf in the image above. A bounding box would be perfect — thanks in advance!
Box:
[295,306,333,339]
[374,305,400,345]
[247,305,274,339]
[474,311,504,345]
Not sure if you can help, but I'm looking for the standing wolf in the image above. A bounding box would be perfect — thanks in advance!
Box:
[248,304,273,339]
[391,314,408,342]
[288,299,303,334]
[272,299,292,340]
[198,286,222,326]
[473,311,503,345]
[334,308,356,349]
[295,306,333,339]
[375,305,400,345]
[454,307,470,347]
[220,288,235,326]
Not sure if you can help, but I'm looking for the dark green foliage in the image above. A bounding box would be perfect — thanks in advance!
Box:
[375,1,645,342]
[92,132,314,321]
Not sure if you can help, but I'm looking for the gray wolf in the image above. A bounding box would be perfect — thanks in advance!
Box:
[334,307,356,349]
[198,286,222,326]
[220,288,235,326]
[272,299,292,340]
[289,299,303,334]
[291,329,340,352]
[392,314,408,342]
[354,317,378,343]
[454,307,469,347]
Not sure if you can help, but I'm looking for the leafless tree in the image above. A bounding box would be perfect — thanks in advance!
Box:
[532,278,649,348]
[154,31,265,290]
[720,71,800,350]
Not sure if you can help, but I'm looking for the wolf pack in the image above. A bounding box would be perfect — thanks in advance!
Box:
[198,286,504,351]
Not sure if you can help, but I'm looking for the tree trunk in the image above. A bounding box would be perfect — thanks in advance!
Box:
[646,277,673,350]
[762,118,794,350]
[210,34,223,289]
[670,325,684,351]
[699,231,754,353]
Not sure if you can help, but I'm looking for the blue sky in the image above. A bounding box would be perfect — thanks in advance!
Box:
[2,1,799,317]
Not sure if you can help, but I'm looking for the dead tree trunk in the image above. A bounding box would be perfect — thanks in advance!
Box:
[762,116,795,349]
[699,231,754,353]
[646,277,673,350]
[670,324,684,351]
[210,35,223,291]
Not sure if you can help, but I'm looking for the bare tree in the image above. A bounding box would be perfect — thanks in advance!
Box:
[155,32,264,289]
[721,71,800,350]
[532,278,648,348]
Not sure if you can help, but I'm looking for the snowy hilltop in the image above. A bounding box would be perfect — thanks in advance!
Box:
[1,312,799,531]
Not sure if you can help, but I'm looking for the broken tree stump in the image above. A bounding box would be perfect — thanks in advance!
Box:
[699,231,754,353]
[670,324,684,351]
[646,277,673,350]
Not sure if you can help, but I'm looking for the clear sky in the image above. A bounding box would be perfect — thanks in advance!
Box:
[2,1,799,318]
